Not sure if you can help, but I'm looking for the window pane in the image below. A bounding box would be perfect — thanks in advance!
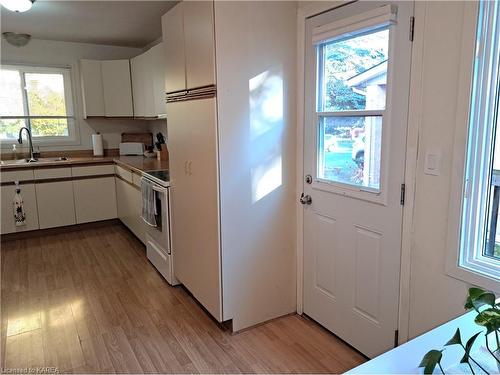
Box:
[0,69,24,116]
[318,115,382,190]
[318,28,389,112]
[485,128,500,260]
[485,182,500,259]
[0,119,26,140]
[31,118,69,137]
[25,73,67,116]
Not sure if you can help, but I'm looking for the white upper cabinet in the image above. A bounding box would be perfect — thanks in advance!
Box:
[183,1,216,89]
[162,1,215,93]
[150,43,167,117]
[130,52,148,118]
[162,3,186,93]
[80,59,133,117]
[130,43,166,118]
[80,60,105,117]
[101,59,134,117]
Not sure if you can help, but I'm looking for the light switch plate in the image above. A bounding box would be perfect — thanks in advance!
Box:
[424,150,441,176]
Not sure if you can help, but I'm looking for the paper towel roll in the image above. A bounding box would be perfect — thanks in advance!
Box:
[92,133,103,156]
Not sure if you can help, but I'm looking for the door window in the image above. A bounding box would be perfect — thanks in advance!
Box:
[316,27,389,191]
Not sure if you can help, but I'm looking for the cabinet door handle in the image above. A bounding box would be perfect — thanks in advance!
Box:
[184,161,188,175]
[188,161,193,176]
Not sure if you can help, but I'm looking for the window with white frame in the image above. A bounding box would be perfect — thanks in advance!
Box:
[0,65,76,144]
[459,0,500,281]
[315,26,389,192]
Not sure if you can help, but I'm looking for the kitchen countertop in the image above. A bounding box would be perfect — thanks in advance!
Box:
[0,155,168,174]
[114,156,168,174]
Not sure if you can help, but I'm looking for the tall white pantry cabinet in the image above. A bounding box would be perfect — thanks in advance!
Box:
[162,1,297,331]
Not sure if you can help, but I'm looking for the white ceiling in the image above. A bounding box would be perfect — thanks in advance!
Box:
[0,1,177,48]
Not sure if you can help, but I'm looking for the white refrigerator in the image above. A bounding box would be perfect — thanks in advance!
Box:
[166,86,223,321]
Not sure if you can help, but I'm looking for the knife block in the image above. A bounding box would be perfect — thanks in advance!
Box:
[157,145,169,161]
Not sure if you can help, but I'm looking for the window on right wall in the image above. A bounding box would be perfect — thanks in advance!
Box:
[458,0,500,283]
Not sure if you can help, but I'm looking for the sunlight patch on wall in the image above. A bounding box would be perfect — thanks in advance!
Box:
[249,71,283,140]
[252,156,283,203]
[249,67,284,203]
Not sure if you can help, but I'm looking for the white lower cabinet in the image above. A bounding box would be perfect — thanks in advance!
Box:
[0,164,145,237]
[73,177,117,224]
[36,181,76,229]
[115,177,145,244]
[0,184,39,234]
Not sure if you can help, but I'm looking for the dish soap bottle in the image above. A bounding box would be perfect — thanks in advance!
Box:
[12,144,18,160]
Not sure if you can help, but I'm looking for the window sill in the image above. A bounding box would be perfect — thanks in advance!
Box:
[0,137,81,149]
[446,261,500,294]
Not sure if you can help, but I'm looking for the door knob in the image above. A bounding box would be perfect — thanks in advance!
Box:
[300,193,312,205]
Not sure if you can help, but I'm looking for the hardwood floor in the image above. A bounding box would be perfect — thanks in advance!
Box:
[1,223,365,373]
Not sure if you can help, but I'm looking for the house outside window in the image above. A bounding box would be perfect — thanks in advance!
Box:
[315,27,389,192]
[0,64,77,146]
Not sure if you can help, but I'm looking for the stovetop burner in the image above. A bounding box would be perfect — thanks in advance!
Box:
[143,169,170,187]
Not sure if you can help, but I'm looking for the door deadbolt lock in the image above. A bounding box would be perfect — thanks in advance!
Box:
[300,193,312,205]
[305,174,312,184]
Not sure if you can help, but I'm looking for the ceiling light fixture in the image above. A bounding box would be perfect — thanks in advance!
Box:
[2,32,31,47]
[0,0,34,13]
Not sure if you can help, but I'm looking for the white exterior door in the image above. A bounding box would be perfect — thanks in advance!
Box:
[303,1,413,358]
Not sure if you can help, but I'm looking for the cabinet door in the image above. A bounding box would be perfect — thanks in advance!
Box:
[1,184,39,234]
[183,1,216,88]
[130,53,147,117]
[142,48,156,117]
[162,4,186,93]
[101,60,134,117]
[166,98,222,321]
[73,177,117,224]
[150,43,167,117]
[115,177,145,244]
[116,176,129,223]
[79,60,105,117]
[36,181,76,229]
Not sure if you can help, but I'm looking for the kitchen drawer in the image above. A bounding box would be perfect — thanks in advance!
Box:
[34,167,71,180]
[72,164,115,177]
[132,172,142,188]
[115,165,133,183]
[146,238,172,281]
[0,169,34,183]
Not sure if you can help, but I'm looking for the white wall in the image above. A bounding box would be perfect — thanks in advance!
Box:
[215,1,297,330]
[1,38,165,152]
[406,1,476,338]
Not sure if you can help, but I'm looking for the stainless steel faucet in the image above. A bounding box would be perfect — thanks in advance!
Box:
[18,127,37,163]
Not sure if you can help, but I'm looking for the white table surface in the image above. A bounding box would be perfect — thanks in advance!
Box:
[348,307,498,374]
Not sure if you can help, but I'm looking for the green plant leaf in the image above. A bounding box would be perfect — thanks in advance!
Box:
[419,349,443,374]
[464,287,494,311]
[473,292,496,310]
[465,287,485,310]
[444,328,462,346]
[460,332,481,363]
[475,308,500,334]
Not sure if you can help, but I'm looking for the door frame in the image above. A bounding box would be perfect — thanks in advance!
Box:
[295,0,422,345]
